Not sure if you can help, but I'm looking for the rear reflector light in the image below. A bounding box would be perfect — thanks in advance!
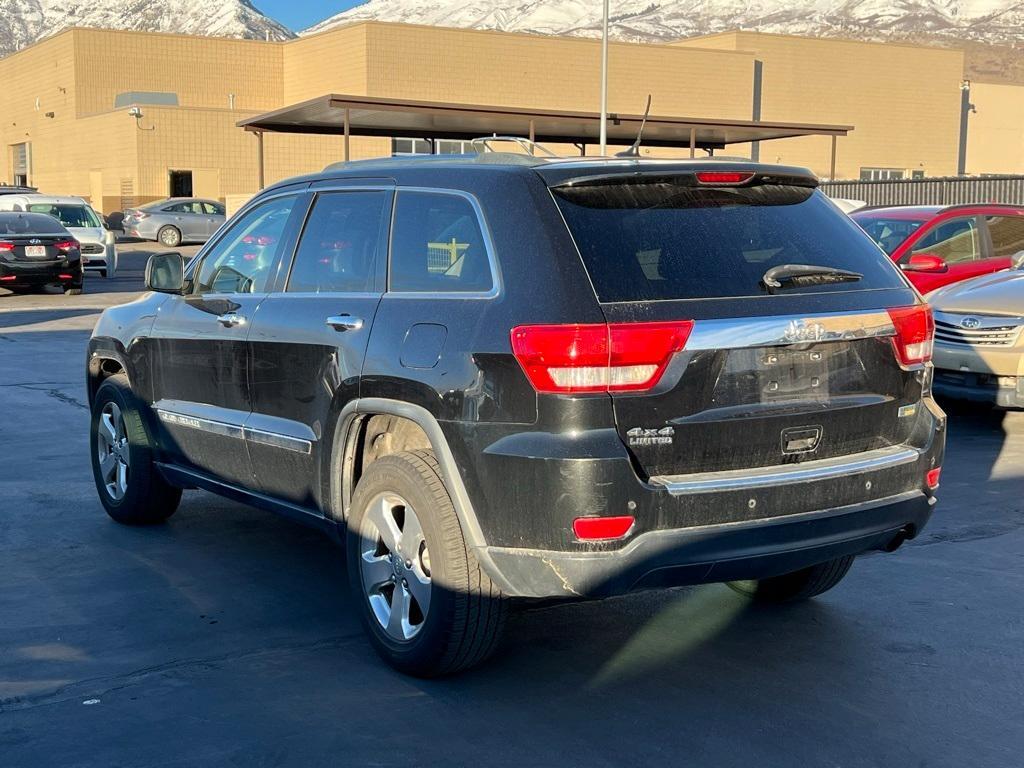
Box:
[887,305,934,367]
[511,321,694,393]
[695,171,755,185]
[926,467,941,490]
[573,515,635,541]
[0,275,15,281]
[58,273,74,280]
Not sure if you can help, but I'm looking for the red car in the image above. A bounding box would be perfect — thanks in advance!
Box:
[851,204,1024,294]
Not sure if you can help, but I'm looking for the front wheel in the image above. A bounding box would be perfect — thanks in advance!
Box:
[90,374,181,525]
[347,450,507,677]
[728,555,855,603]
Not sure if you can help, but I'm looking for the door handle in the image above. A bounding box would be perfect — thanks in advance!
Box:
[217,313,247,328]
[326,315,364,332]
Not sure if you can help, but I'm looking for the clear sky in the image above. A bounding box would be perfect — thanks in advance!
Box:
[255,0,366,31]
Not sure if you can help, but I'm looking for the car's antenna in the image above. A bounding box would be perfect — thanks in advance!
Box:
[616,95,652,158]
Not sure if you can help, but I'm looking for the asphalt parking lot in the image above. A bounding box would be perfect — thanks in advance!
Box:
[1,243,1022,767]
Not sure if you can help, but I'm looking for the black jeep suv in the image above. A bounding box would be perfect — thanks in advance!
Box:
[87,156,945,676]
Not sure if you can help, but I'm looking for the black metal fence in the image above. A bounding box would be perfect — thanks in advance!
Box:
[821,175,1024,207]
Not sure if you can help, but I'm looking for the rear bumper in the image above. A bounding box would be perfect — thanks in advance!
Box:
[933,370,1024,409]
[464,396,944,598]
[479,491,934,598]
[0,259,82,287]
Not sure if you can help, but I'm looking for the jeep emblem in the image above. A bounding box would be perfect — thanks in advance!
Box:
[783,319,829,343]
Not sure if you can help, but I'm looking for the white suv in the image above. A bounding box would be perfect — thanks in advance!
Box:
[0,194,118,278]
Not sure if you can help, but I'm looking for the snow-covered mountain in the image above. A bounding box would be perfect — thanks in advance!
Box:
[0,0,294,58]
[304,0,1024,48]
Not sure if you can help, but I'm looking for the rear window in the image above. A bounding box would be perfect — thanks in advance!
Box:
[854,215,927,254]
[552,180,906,302]
[0,212,68,235]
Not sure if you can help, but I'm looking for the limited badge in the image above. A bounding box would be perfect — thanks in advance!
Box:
[627,427,675,447]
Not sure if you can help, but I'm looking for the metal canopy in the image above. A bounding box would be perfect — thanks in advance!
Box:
[239,94,850,147]
[237,94,853,185]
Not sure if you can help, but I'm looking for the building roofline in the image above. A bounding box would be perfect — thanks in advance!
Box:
[293,19,754,57]
[674,28,965,55]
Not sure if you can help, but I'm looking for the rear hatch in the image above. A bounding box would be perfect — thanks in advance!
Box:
[543,166,929,479]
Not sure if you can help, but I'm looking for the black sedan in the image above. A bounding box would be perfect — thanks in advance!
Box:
[0,212,83,294]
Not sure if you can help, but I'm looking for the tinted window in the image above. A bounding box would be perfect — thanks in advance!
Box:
[287,192,388,294]
[854,216,926,255]
[911,217,980,264]
[390,191,493,293]
[26,203,101,229]
[193,196,296,295]
[552,182,905,302]
[165,202,202,214]
[986,215,1024,259]
[0,212,68,235]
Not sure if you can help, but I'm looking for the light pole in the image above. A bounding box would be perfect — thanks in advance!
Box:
[600,0,609,155]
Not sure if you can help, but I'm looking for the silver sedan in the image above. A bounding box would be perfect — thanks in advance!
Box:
[122,198,226,248]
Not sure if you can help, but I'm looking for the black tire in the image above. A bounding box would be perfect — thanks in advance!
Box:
[347,449,507,677]
[90,373,181,525]
[728,555,855,603]
[158,226,182,248]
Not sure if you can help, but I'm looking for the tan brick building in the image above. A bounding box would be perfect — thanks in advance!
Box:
[1,23,1020,214]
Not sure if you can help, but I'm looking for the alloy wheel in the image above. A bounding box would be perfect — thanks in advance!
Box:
[96,402,130,501]
[360,493,432,641]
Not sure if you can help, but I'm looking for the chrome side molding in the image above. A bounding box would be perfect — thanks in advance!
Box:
[650,445,920,496]
[157,408,312,455]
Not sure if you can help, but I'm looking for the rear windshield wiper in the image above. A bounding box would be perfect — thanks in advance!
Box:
[762,264,863,294]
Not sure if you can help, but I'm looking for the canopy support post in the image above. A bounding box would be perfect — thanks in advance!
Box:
[344,109,351,162]
[689,128,696,158]
[255,130,265,189]
[830,135,837,180]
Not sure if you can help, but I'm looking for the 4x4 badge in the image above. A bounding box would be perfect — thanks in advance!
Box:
[627,427,675,447]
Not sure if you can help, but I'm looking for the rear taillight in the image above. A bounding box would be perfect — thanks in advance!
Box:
[926,467,941,490]
[135,211,150,220]
[511,321,694,394]
[0,242,13,252]
[695,171,754,185]
[887,305,934,367]
[55,240,79,253]
[573,515,635,541]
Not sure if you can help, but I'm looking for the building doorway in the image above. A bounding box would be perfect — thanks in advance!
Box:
[169,170,193,198]
[11,142,31,186]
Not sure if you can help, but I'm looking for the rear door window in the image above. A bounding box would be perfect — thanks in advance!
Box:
[287,191,389,294]
[910,217,980,264]
[985,215,1024,259]
[551,180,905,302]
[389,191,493,294]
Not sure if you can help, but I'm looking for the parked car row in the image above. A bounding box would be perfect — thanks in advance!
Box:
[852,203,1024,409]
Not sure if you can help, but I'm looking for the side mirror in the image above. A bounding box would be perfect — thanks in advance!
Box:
[1012,251,1024,270]
[903,253,949,273]
[145,251,185,294]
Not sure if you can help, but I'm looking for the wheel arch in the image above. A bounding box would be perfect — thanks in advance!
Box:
[328,398,492,557]
[86,340,134,404]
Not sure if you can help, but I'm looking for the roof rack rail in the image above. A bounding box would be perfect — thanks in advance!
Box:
[470,136,558,157]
